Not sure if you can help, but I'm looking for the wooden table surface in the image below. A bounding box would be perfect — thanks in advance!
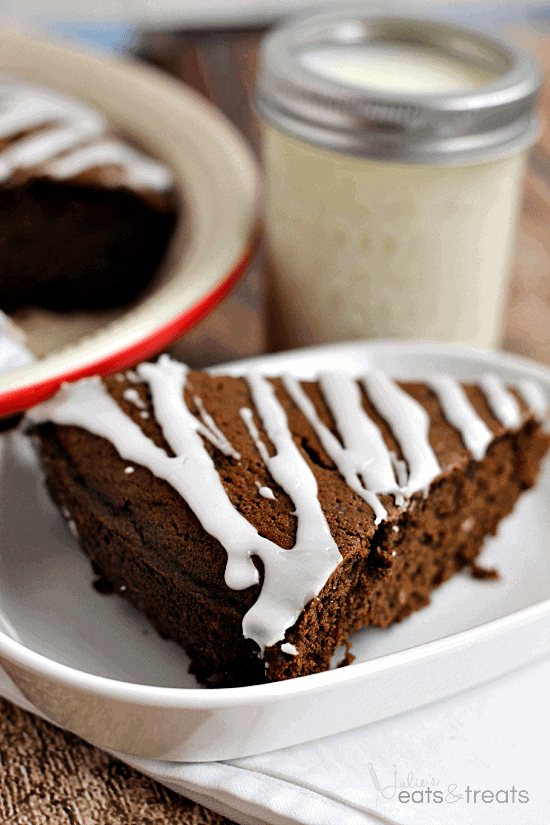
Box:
[2,22,550,825]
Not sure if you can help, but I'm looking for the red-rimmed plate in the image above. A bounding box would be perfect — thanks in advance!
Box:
[0,28,259,417]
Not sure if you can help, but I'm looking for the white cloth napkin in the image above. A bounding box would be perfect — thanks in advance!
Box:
[1,653,548,825]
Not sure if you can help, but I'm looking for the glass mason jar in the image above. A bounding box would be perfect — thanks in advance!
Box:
[256,10,542,351]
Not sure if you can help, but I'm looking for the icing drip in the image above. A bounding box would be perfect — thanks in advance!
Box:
[240,408,270,463]
[516,379,548,420]
[0,120,103,182]
[122,388,147,410]
[283,371,401,523]
[241,372,341,643]
[281,643,298,656]
[46,139,173,192]
[479,374,522,428]
[30,356,340,650]
[426,375,493,461]
[255,481,276,500]
[360,370,441,497]
[0,80,173,192]
[194,395,240,460]
[390,452,408,490]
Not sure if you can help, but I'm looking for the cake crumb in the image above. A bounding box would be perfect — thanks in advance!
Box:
[337,640,355,668]
[93,577,114,595]
[461,516,475,533]
[469,562,500,581]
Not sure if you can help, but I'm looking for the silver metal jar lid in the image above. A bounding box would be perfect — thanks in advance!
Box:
[256,8,542,165]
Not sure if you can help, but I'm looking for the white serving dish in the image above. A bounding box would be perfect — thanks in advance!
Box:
[0,28,258,417]
[0,340,549,762]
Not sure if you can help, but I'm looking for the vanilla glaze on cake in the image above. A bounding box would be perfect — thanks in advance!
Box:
[29,357,549,676]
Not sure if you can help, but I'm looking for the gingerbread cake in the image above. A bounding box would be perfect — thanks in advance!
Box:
[29,356,549,686]
[0,76,176,313]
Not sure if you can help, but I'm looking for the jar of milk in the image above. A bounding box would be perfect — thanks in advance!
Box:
[256,10,541,351]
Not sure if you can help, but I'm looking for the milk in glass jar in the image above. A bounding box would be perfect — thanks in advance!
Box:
[256,11,541,350]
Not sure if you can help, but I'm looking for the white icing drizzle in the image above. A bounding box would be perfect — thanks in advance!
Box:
[140,411,150,420]
[194,395,240,460]
[124,466,135,474]
[426,375,493,461]
[281,643,298,656]
[0,79,172,192]
[479,373,522,429]
[360,370,441,497]
[516,379,548,420]
[390,452,408,491]
[46,139,173,192]
[240,372,341,644]
[0,118,103,182]
[240,407,269,463]
[283,371,400,523]
[255,480,276,499]
[122,388,147,410]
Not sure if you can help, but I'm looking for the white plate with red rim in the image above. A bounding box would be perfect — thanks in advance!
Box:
[0,28,259,418]
[0,340,549,762]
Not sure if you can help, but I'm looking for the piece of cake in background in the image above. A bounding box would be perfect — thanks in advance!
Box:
[0,74,176,314]
[29,357,550,687]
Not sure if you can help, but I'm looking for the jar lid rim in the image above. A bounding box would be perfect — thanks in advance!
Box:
[256,8,542,163]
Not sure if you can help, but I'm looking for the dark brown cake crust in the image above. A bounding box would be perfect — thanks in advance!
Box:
[0,178,175,313]
[35,371,550,687]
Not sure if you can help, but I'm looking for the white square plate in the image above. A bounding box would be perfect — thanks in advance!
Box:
[0,340,549,761]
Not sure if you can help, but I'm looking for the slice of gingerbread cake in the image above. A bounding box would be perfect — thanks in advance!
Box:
[29,356,549,686]
[0,75,176,313]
